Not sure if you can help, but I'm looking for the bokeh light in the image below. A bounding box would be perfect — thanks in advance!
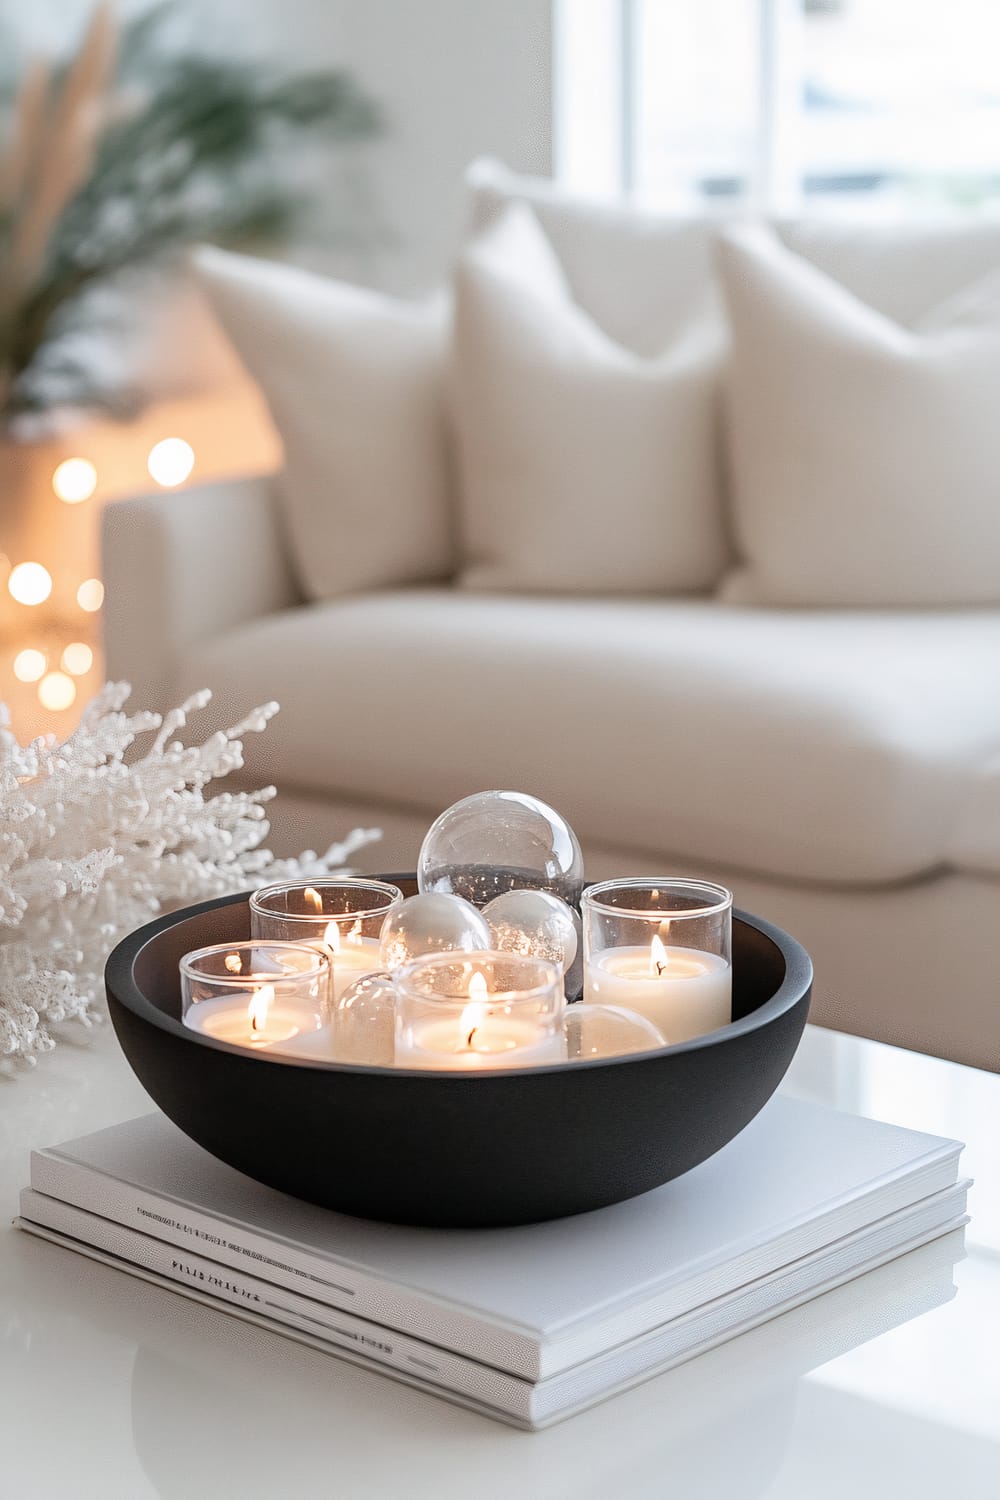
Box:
[147,437,194,488]
[8,561,53,606]
[13,648,47,682]
[77,578,105,612]
[38,671,76,711]
[52,457,98,503]
[61,641,94,676]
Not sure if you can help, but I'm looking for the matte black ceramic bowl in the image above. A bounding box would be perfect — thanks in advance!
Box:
[105,875,812,1228]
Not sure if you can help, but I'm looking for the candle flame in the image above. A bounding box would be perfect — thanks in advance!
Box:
[650,932,669,977]
[348,917,363,943]
[248,984,275,1033]
[304,886,323,913]
[224,952,242,974]
[461,972,489,1048]
[323,920,341,954]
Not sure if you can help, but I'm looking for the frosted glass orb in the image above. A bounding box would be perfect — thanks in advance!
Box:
[378,892,491,973]
[417,791,584,908]
[334,971,397,1066]
[564,1004,665,1061]
[483,889,580,972]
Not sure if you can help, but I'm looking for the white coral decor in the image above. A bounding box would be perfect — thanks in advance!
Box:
[0,683,380,1072]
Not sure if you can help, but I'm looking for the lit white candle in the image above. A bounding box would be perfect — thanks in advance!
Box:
[183,984,304,1049]
[585,933,731,1044]
[267,1023,337,1060]
[320,918,384,1004]
[397,974,564,1071]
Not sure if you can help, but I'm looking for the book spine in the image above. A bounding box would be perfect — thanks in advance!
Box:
[19,1188,532,1421]
[29,1151,541,1380]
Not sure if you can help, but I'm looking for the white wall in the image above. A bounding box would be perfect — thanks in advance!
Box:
[213,0,554,292]
[333,0,553,293]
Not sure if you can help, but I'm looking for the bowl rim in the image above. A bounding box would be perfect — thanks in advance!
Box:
[105,879,812,1078]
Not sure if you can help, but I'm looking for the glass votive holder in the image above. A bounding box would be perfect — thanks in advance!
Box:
[180,941,330,1053]
[582,879,733,1045]
[395,951,565,1071]
[249,879,403,1004]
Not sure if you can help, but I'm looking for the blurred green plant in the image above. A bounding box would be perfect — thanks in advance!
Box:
[0,1,380,425]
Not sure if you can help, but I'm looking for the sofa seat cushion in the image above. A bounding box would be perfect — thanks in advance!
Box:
[176,592,1000,886]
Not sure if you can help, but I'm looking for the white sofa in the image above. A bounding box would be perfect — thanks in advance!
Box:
[102,163,1000,1071]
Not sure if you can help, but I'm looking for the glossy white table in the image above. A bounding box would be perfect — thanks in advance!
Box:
[3,1023,998,1499]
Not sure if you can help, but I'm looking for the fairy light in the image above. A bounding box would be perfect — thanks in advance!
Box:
[147,437,194,488]
[76,578,104,613]
[52,457,98,504]
[38,671,76,711]
[8,562,52,606]
[13,648,47,682]
[7,450,108,727]
[61,642,94,676]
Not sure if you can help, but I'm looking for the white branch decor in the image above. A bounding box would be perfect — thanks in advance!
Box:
[0,683,380,1072]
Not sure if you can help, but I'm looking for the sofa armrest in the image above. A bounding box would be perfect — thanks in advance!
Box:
[101,475,300,709]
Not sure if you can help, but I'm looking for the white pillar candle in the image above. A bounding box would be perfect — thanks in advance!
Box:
[397,971,564,1071]
[266,1023,337,1060]
[323,928,384,1004]
[183,985,306,1049]
[585,937,731,1044]
[398,1008,565,1071]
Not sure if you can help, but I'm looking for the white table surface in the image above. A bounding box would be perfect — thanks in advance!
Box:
[2,1022,998,1500]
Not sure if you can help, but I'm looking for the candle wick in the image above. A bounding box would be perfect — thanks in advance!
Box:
[655,961,667,977]
[466,1027,478,1049]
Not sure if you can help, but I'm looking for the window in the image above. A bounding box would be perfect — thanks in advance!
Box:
[554,0,1000,217]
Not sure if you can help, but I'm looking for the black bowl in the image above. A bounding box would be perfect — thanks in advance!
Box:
[105,876,812,1228]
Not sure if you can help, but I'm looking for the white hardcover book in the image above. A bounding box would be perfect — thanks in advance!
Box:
[17,1184,968,1428]
[27,1094,965,1382]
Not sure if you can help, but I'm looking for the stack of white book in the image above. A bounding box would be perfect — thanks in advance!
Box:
[17,1094,969,1429]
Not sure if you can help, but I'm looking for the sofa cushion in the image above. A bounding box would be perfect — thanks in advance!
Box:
[465,158,1000,350]
[191,246,454,602]
[717,225,1000,607]
[175,591,1000,886]
[451,201,728,594]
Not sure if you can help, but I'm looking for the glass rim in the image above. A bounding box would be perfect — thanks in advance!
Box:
[248,878,403,924]
[394,948,561,1006]
[179,940,331,988]
[581,877,733,921]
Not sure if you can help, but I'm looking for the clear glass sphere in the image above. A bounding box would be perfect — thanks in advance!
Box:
[378,892,492,973]
[483,888,580,980]
[564,1003,665,1061]
[334,971,397,1066]
[417,790,584,908]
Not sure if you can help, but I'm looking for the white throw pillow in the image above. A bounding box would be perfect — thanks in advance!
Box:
[192,246,454,602]
[451,202,729,594]
[718,225,1000,607]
